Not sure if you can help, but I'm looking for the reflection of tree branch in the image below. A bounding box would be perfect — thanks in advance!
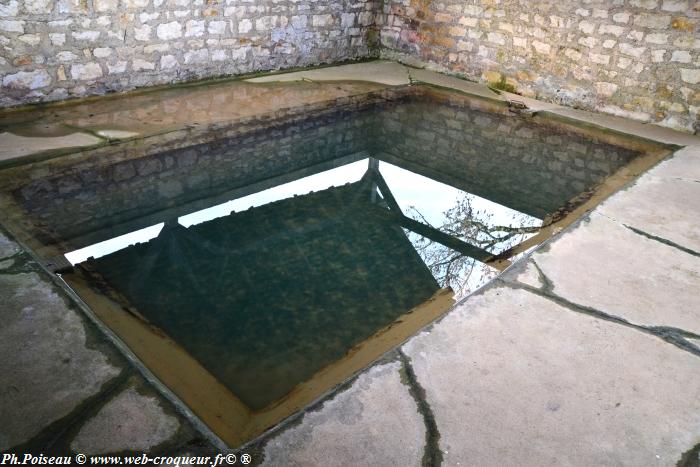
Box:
[408,194,538,298]
[407,206,434,227]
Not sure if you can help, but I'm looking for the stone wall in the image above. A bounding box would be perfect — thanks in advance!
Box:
[11,99,380,248]
[0,0,379,106]
[379,0,700,132]
[375,91,641,218]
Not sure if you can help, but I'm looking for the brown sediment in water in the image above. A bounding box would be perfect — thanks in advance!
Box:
[62,265,454,447]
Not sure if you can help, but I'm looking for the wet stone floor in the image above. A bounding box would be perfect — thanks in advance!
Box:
[0,61,699,465]
[0,228,216,455]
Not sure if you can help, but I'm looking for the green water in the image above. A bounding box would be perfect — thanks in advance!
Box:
[8,91,643,410]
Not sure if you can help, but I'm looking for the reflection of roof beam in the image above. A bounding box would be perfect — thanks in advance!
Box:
[373,151,545,219]
[365,168,510,271]
[62,150,371,251]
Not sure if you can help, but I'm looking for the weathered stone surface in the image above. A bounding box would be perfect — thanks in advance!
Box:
[646,146,700,180]
[598,174,700,252]
[261,362,425,467]
[402,286,700,466]
[0,132,102,161]
[379,0,700,132]
[23,0,52,14]
[71,63,103,80]
[680,69,700,84]
[0,0,375,108]
[71,387,180,454]
[93,0,118,12]
[185,19,205,37]
[0,272,120,450]
[0,231,21,258]
[157,22,182,40]
[2,70,51,90]
[514,213,700,334]
[0,0,19,16]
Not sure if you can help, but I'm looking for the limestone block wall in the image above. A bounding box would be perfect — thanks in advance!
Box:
[379,0,700,132]
[0,0,379,106]
[375,93,641,218]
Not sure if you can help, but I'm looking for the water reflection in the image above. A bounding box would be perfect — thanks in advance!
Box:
[2,87,646,412]
[66,158,539,298]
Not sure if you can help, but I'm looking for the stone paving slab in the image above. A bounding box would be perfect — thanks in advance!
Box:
[246,60,411,86]
[0,132,103,162]
[0,230,214,455]
[71,386,180,455]
[402,286,700,467]
[597,174,700,254]
[508,213,700,336]
[260,362,425,467]
[645,145,700,181]
[0,267,121,451]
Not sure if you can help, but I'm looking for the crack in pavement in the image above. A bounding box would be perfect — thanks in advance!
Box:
[677,442,700,467]
[623,224,700,258]
[506,261,700,358]
[398,350,442,467]
[0,253,41,275]
[4,370,133,455]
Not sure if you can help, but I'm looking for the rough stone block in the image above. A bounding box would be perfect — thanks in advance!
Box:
[619,43,646,57]
[238,18,252,33]
[134,24,152,41]
[0,19,25,33]
[157,21,182,40]
[70,62,103,80]
[185,19,205,37]
[670,50,691,62]
[680,68,700,84]
[94,0,118,12]
[160,54,178,69]
[2,70,51,90]
[23,0,52,14]
[645,32,668,44]
[0,0,19,16]
[72,30,101,41]
[633,13,671,28]
[132,58,155,71]
[208,20,227,35]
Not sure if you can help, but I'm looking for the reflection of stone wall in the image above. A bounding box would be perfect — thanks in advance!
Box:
[15,102,381,246]
[379,1,699,133]
[0,0,379,107]
[11,87,642,248]
[375,92,641,218]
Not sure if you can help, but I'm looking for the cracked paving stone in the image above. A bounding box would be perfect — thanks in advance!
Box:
[0,231,21,259]
[260,362,425,467]
[647,146,700,182]
[509,213,700,335]
[71,386,180,454]
[597,173,700,253]
[0,272,120,451]
[402,285,700,466]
